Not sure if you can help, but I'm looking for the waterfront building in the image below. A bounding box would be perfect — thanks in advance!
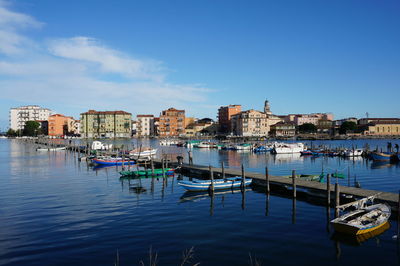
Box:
[153,117,160,136]
[333,117,358,126]
[270,122,296,137]
[48,114,75,137]
[131,120,137,136]
[80,110,132,138]
[9,105,52,131]
[185,120,216,137]
[218,105,242,133]
[136,115,155,137]
[283,113,333,126]
[231,110,268,137]
[358,118,400,126]
[158,108,185,137]
[361,119,400,136]
[73,120,81,135]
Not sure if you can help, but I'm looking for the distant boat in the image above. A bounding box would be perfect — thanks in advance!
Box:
[92,158,135,166]
[344,149,363,157]
[120,168,175,177]
[300,150,313,156]
[129,148,157,158]
[370,151,392,161]
[272,143,304,154]
[178,177,252,192]
[36,146,66,151]
[234,143,253,151]
[194,142,212,148]
[331,195,391,235]
[253,146,272,153]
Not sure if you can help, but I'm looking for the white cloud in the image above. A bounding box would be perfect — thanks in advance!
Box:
[0,2,212,119]
[0,1,42,55]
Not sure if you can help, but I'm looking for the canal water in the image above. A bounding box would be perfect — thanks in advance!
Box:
[0,138,399,265]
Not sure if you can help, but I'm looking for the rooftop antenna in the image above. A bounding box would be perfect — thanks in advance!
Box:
[366,112,369,119]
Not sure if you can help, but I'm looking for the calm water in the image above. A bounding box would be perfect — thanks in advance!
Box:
[1,138,400,265]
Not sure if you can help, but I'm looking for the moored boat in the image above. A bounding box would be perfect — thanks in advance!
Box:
[234,143,253,151]
[272,143,304,154]
[178,177,252,192]
[370,151,392,161]
[93,157,136,166]
[344,149,363,157]
[330,195,391,235]
[36,146,66,151]
[120,168,175,177]
[129,148,157,158]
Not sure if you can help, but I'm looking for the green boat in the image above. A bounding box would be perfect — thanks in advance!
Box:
[120,168,175,177]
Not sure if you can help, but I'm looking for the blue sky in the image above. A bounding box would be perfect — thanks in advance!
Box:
[0,0,399,130]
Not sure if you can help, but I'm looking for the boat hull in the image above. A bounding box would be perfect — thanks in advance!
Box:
[178,178,252,192]
[370,152,392,161]
[333,220,389,235]
[120,168,175,176]
[93,158,136,166]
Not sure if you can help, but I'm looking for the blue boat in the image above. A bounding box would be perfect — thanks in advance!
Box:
[370,152,392,161]
[178,177,252,192]
[254,146,272,153]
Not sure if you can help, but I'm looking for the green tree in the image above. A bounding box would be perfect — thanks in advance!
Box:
[339,121,357,134]
[6,128,16,137]
[298,123,317,133]
[23,121,40,136]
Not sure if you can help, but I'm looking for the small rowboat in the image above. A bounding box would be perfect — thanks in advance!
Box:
[92,158,136,166]
[120,168,175,177]
[178,177,252,192]
[331,194,391,235]
[370,151,392,161]
[36,146,66,151]
[129,148,157,158]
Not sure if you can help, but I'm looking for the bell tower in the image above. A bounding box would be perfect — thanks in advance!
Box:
[264,99,272,115]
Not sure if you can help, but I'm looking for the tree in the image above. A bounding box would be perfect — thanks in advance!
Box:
[6,128,17,137]
[23,121,40,136]
[298,123,317,133]
[339,121,357,134]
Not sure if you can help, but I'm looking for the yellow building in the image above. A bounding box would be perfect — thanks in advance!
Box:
[231,110,282,137]
[364,121,400,136]
[80,110,132,138]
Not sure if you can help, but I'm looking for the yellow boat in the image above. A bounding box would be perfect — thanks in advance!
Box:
[331,201,391,236]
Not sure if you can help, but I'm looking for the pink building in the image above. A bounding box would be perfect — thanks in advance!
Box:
[284,113,333,126]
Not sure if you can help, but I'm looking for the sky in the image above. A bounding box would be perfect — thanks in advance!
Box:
[0,0,399,130]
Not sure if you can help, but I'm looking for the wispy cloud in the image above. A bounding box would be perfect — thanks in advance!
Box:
[0,1,212,119]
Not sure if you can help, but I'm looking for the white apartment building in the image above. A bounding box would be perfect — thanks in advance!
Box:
[136,115,155,136]
[9,105,52,130]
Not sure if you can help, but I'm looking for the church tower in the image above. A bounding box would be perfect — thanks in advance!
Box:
[264,99,272,115]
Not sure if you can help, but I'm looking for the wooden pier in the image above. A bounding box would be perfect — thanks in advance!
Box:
[152,160,400,210]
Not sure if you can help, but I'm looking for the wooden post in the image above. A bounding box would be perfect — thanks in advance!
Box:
[209,165,214,192]
[335,182,340,217]
[241,164,245,189]
[122,154,125,171]
[150,157,155,176]
[347,166,350,187]
[221,161,225,179]
[265,166,270,193]
[292,170,296,198]
[162,159,165,178]
[327,174,331,206]
[397,190,400,240]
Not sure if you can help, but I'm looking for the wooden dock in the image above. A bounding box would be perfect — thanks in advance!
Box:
[152,160,399,210]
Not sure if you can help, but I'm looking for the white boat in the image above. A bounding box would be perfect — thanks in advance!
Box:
[195,142,212,148]
[271,143,304,154]
[234,143,253,150]
[178,177,252,191]
[129,147,157,158]
[159,139,179,146]
[331,195,391,235]
[91,141,113,150]
[36,146,66,151]
[344,149,363,157]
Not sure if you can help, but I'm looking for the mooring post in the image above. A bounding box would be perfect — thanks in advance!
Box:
[266,166,270,193]
[335,182,340,218]
[348,166,350,187]
[241,164,246,189]
[221,161,225,179]
[122,154,125,171]
[292,170,296,198]
[397,190,400,240]
[150,157,155,176]
[327,173,331,206]
[209,165,214,192]
[162,159,165,178]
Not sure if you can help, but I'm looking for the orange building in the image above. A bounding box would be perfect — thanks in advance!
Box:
[218,105,241,133]
[158,108,185,137]
[48,114,75,137]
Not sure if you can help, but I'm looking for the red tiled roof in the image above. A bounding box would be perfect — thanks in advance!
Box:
[137,114,154,117]
[81,110,131,115]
